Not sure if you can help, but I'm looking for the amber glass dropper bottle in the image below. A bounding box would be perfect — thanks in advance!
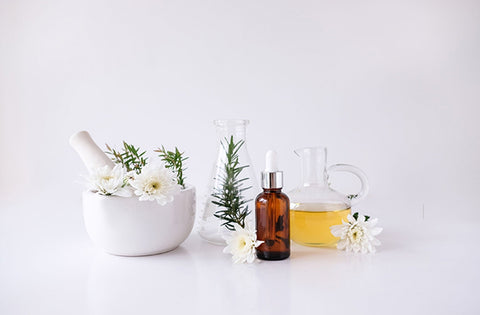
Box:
[255,150,290,260]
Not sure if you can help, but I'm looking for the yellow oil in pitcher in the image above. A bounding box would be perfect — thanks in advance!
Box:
[290,203,351,247]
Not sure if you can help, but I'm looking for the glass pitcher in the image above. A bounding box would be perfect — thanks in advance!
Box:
[198,119,259,245]
[289,147,369,247]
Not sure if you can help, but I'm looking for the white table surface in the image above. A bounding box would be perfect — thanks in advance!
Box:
[1,191,478,315]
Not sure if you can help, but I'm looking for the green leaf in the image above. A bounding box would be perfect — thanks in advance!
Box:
[105,141,147,174]
[211,136,251,231]
[155,146,188,188]
[352,211,370,222]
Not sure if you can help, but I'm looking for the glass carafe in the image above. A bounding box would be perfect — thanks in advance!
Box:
[198,119,259,245]
[289,147,369,247]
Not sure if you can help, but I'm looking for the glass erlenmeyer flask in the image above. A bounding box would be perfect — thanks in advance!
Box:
[289,147,369,247]
[198,119,259,245]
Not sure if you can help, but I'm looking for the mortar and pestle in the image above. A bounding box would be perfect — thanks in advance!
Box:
[70,131,196,256]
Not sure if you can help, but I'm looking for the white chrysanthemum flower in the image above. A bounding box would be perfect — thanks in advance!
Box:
[223,223,264,264]
[88,165,132,197]
[330,213,383,254]
[124,170,136,182]
[129,164,180,205]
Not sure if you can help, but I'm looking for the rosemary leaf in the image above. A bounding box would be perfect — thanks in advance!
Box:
[212,136,251,231]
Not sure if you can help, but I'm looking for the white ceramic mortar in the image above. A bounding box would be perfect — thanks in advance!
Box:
[82,186,196,256]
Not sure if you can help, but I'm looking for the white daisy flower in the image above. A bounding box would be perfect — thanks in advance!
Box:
[129,164,180,205]
[330,213,383,254]
[223,223,264,264]
[88,165,132,197]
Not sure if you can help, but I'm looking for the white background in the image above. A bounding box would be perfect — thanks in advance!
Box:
[1,0,479,314]
[1,0,479,217]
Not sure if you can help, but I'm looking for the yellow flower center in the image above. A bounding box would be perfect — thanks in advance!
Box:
[145,181,161,194]
[352,231,358,240]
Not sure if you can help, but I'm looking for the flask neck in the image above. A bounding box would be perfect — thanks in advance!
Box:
[214,119,248,141]
[295,146,328,187]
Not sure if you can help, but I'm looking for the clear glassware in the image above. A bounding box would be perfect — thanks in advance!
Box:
[288,147,369,247]
[198,119,259,245]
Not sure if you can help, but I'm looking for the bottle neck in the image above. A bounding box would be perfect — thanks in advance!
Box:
[261,171,283,189]
[263,188,282,193]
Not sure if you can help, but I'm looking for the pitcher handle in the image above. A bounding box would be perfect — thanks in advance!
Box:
[327,164,369,205]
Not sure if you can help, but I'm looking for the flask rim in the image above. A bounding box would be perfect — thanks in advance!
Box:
[213,119,250,127]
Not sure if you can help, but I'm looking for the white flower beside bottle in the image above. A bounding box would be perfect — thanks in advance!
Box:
[223,223,264,264]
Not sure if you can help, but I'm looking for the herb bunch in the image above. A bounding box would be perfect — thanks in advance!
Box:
[212,136,252,231]
[155,146,188,188]
[105,141,148,175]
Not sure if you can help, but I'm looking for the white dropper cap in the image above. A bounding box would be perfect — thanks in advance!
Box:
[265,150,279,172]
[262,150,283,189]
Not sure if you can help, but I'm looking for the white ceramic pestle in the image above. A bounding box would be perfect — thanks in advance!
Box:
[69,131,114,172]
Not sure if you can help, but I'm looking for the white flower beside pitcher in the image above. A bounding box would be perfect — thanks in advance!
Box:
[70,131,195,256]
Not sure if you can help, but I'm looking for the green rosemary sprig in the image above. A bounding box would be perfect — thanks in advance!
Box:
[212,136,252,231]
[154,146,188,188]
[105,141,148,174]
